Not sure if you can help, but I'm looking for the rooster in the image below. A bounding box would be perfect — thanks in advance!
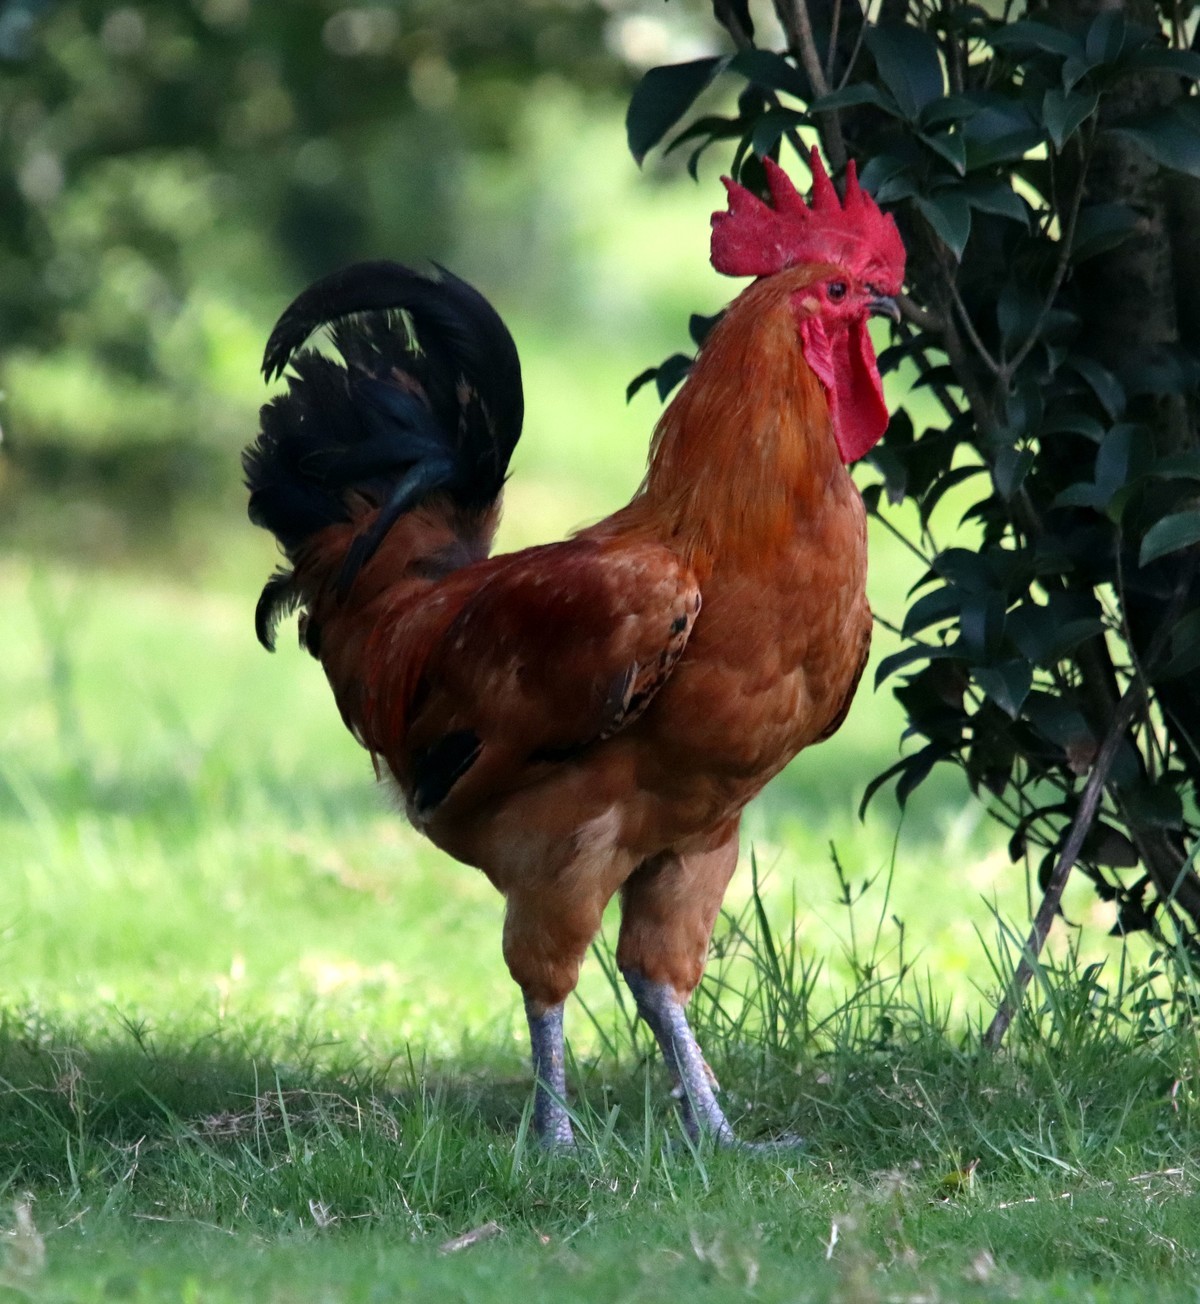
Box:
[244,149,905,1147]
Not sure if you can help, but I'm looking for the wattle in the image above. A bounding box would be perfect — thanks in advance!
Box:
[798,316,888,464]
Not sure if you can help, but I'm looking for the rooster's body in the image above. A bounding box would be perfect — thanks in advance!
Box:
[245,152,905,1146]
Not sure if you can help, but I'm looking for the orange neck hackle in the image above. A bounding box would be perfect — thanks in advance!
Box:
[636,268,847,575]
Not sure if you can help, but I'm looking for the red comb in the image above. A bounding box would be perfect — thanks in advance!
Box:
[711,147,905,290]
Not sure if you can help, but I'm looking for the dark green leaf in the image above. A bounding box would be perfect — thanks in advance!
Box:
[1061,53,1094,92]
[1003,379,1044,436]
[686,142,710,182]
[916,191,971,259]
[626,57,729,164]
[1148,451,1200,482]
[993,446,1034,499]
[1139,509,1200,566]
[902,585,962,638]
[919,94,983,130]
[688,312,723,348]
[1094,422,1145,504]
[728,48,810,98]
[997,282,1043,351]
[964,128,1043,170]
[1084,821,1138,867]
[1157,608,1200,681]
[875,170,921,203]
[1070,203,1139,262]
[960,591,1006,660]
[664,113,744,157]
[865,24,945,120]
[875,642,959,689]
[860,746,944,816]
[911,364,959,389]
[1128,46,1200,80]
[975,660,1033,718]
[655,353,693,402]
[1069,355,1125,419]
[962,180,1029,226]
[1054,482,1109,509]
[919,129,966,174]
[1042,86,1098,150]
[988,19,1080,58]
[858,152,912,195]
[932,547,994,594]
[896,743,945,805]
[1025,693,1095,750]
[751,108,809,159]
[876,338,925,373]
[1107,104,1200,180]
[626,367,658,402]
[1042,411,1106,440]
[919,462,987,525]
[1084,10,1127,67]
[716,0,754,40]
[1048,618,1108,660]
[1122,782,1184,830]
[867,444,908,504]
[809,83,901,115]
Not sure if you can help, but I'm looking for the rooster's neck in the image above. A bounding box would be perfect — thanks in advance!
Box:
[638,287,849,574]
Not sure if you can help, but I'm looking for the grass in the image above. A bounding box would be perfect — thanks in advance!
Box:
[4,549,1200,1302]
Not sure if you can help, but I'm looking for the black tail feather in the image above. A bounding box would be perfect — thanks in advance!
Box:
[255,568,302,653]
[243,262,524,646]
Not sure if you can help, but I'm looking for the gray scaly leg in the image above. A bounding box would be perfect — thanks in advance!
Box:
[623,969,737,1145]
[524,998,574,1147]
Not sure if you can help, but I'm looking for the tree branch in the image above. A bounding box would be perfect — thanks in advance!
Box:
[983,681,1145,1051]
[771,0,848,170]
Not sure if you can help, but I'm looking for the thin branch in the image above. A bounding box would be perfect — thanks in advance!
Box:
[1002,127,1095,383]
[866,498,935,565]
[898,294,944,333]
[938,296,997,429]
[772,0,848,170]
[944,271,1003,378]
[940,0,966,94]
[835,9,871,91]
[825,0,845,84]
[712,0,755,50]
[774,0,832,97]
[892,312,965,419]
[983,680,1146,1051]
[712,0,811,163]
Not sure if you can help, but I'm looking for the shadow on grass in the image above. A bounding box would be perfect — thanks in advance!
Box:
[0,1009,539,1213]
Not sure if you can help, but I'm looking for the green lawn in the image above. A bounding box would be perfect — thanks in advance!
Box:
[6,526,1200,1300]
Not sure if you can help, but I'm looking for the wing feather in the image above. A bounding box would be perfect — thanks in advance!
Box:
[363,536,700,814]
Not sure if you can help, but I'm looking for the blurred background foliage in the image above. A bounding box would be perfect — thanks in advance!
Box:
[0,0,738,564]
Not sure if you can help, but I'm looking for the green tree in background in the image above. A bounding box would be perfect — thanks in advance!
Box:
[0,0,709,547]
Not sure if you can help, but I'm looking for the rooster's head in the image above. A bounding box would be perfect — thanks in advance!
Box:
[710,149,906,463]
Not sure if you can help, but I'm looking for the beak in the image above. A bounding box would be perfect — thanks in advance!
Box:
[868,295,901,323]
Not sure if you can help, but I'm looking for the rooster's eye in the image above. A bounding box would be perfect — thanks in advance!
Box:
[827,281,847,301]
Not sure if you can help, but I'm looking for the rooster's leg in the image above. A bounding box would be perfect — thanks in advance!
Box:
[524,997,575,1147]
[615,831,741,1142]
[622,969,737,1145]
